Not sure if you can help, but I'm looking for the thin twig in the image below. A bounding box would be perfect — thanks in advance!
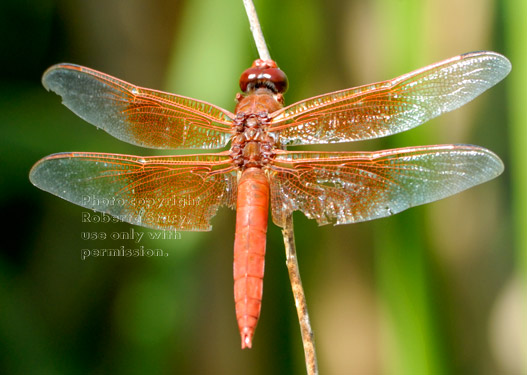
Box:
[242,0,271,61]
[282,214,319,375]
[242,1,319,373]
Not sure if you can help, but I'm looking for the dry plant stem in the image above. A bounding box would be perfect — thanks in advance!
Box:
[242,0,271,61]
[242,1,318,372]
[282,214,319,375]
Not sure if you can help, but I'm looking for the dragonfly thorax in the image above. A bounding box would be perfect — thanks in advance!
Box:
[231,112,275,169]
[231,78,285,170]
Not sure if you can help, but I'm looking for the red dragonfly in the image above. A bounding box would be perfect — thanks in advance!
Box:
[30,51,510,349]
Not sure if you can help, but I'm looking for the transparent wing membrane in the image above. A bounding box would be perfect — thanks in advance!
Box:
[269,51,511,146]
[268,145,503,227]
[30,152,237,231]
[33,52,509,230]
[42,64,235,149]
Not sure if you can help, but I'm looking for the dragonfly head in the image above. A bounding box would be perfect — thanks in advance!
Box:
[239,59,288,94]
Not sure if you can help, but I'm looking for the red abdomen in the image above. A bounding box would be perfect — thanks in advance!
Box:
[233,167,269,349]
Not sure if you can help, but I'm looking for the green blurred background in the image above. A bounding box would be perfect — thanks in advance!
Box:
[1,0,525,374]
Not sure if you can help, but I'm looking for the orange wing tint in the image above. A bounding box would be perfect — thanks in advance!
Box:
[42,64,235,149]
[30,152,237,231]
[269,51,511,146]
[268,145,503,227]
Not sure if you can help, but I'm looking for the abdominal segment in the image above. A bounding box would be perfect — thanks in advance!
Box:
[233,167,269,349]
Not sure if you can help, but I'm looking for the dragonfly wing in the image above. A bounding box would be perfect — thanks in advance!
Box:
[30,152,237,231]
[269,51,511,146]
[268,145,503,227]
[42,64,235,149]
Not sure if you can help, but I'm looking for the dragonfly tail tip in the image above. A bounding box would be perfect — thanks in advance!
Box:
[241,333,253,349]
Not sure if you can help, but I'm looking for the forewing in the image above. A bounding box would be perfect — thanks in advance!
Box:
[268,145,503,227]
[269,51,511,146]
[42,64,235,149]
[30,152,237,231]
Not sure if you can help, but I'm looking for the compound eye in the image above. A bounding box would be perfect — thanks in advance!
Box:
[266,68,288,93]
[239,60,288,93]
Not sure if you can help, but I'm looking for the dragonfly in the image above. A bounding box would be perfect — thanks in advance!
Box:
[30,51,510,349]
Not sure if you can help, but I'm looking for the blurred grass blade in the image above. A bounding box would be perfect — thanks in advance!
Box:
[373,0,446,374]
[504,0,527,373]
